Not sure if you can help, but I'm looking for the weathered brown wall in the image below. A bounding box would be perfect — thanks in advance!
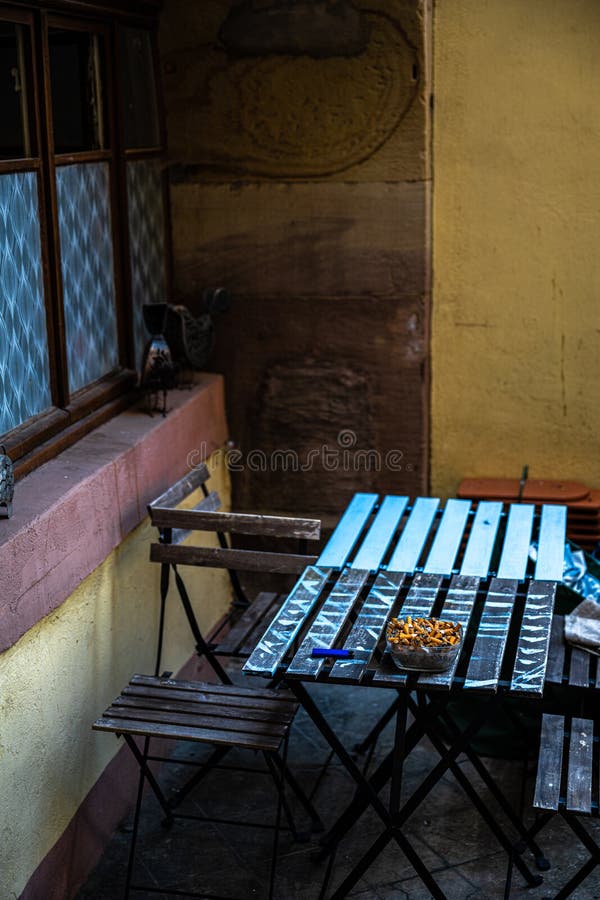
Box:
[160,0,430,517]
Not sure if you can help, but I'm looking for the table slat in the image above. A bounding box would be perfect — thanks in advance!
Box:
[423,499,471,575]
[329,570,406,681]
[566,717,594,813]
[533,713,564,810]
[463,578,517,692]
[387,498,440,574]
[351,496,408,571]
[535,505,567,581]
[372,573,443,685]
[545,615,566,684]
[317,493,378,569]
[243,566,331,677]
[496,504,535,580]
[569,646,590,688]
[460,501,503,577]
[510,581,556,696]
[417,574,481,690]
[286,568,369,678]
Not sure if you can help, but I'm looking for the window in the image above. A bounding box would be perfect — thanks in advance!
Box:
[0,4,169,478]
[49,28,105,153]
[0,21,35,158]
[120,27,160,150]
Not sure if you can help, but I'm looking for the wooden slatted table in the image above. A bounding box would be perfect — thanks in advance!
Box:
[243,493,567,899]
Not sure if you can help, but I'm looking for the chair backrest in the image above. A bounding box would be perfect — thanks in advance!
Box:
[148,465,322,575]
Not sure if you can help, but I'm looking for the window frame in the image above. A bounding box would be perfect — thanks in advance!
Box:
[0,0,170,480]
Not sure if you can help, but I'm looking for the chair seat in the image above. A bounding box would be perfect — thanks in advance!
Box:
[213,591,285,657]
[534,713,596,816]
[523,713,600,898]
[94,674,298,753]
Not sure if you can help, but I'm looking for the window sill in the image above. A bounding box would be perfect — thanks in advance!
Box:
[0,374,228,653]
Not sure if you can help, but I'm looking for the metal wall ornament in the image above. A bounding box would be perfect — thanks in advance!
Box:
[0,445,15,518]
[163,288,230,386]
[140,303,176,417]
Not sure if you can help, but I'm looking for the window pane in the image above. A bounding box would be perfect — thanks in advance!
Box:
[126,159,167,369]
[56,163,118,393]
[0,23,35,159]
[121,28,159,149]
[0,172,52,434]
[49,28,105,153]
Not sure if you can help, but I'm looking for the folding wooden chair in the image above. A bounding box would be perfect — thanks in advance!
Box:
[520,713,600,899]
[147,462,322,683]
[94,675,304,899]
[91,464,327,896]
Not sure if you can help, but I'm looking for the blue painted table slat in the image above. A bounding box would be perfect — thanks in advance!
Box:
[387,497,440,574]
[460,501,504,577]
[423,498,471,575]
[535,505,567,581]
[351,495,408,572]
[316,492,378,569]
[496,504,535,580]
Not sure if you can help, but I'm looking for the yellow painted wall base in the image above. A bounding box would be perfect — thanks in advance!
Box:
[432,0,600,498]
[0,456,231,899]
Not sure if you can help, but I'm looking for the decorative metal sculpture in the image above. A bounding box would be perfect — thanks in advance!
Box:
[163,288,230,386]
[164,305,214,381]
[140,303,176,417]
[0,445,15,518]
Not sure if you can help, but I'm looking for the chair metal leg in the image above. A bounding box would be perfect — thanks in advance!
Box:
[154,562,170,676]
[119,734,293,900]
[172,566,233,684]
[123,736,150,900]
[267,732,289,900]
[123,734,174,825]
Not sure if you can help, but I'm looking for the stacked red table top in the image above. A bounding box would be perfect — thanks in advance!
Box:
[458,478,600,552]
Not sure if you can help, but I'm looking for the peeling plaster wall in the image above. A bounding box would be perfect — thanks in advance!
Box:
[160,0,431,516]
[432,0,600,497]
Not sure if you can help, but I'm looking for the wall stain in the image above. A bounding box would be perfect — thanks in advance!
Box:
[561,332,567,418]
[163,2,419,178]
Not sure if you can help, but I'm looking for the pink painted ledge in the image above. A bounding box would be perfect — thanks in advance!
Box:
[0,374,228,654]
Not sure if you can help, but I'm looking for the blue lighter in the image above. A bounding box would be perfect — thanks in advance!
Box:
[310,648,354,659]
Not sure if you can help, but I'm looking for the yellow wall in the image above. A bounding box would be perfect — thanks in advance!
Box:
[0,456,231,899]
[431,0,600,497]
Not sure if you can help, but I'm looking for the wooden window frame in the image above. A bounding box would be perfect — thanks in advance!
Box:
[0,0,171,480]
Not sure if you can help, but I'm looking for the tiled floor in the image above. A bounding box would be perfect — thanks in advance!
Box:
[76,672,600,899]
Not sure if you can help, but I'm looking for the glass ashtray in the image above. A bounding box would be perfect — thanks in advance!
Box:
[385,616,463,672]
